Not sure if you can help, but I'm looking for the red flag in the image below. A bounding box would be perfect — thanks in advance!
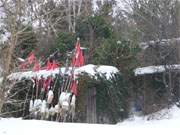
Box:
[33,60,41,72]
[70,80,78,95]
[27,52,36,64]
[43,76,52,92]
[71,40,84,67]
[46,60,52,70]
[19,62,28,69]
[51,60,59,70]
[79,48,84,66]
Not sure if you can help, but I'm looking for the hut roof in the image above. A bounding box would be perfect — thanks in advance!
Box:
[134,64,180,76]
[7,64,119,80]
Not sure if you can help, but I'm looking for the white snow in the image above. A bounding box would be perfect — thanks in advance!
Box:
[139,37,180,50]
[74,64,119,79]
[0,105,180,135]
[7,64,119,80]
[134,64,180,76]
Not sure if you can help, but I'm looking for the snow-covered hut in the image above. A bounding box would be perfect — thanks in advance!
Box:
[6,64,119,123]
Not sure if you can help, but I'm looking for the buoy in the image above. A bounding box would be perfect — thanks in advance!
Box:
[59,92,71,106]
[41,100,47,113]
[49,106,55,116]
[71,95,76,106]
[62,101,69,111]
[55,104,60,113]
[47,90,54,104]
[29,100,34,112]
[34,99,42,111]
[45,108,49,119]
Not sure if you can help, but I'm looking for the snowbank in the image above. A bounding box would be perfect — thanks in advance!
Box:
[134,64,180,76]
[1,105,180,135]
[7,64,119,80]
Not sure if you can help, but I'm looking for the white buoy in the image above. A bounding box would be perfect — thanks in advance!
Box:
[47,90,54,104]
[29,100,34,112]
[41,100,47,113]
[45,108,49,119]
[59,92,71,106]
[34,99,42,111]
[49,106,55,116]
[55,104,60,113]
[34,99,38,108]
[71,95,76,106]
[62,101,69,111]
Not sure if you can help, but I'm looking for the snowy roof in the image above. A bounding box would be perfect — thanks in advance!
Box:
[7,64,119,80]
[134,64,180,76]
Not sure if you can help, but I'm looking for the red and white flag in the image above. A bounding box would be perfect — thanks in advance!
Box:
[33,60,41,72]
[27,52,36,64]
[71,40,84,67]
[46,60,59,70]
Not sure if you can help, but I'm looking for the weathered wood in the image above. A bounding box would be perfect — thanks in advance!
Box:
[86,87,96,123]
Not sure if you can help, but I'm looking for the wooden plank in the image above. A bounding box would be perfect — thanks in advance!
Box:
[86,87,97,123]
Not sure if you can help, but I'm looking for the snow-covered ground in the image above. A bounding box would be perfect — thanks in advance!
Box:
[1,105,180,135]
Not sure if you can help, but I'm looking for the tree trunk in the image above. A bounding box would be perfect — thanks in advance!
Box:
[88,26,94,63]
[0,34,18,112]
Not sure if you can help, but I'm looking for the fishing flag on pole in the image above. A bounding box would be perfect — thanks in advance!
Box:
[46,59,52,70]
[71,40,84,67]
[51,60,59,70]
[70,38,84,95]
[19,52,36,70]
[19,62,28,70]
[27,52,36,64]
[46,60,59,70]
[33,60,41,72]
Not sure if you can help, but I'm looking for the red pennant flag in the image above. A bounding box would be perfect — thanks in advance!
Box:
[33,60,41,72]
[51,60,59,70]
[79,48,84,66]
[71,40,85,67]
[19,62,28,70]
[46,60,52,70]
[70,80,78,95]
[43,76,53,92]
[27,52,36,64]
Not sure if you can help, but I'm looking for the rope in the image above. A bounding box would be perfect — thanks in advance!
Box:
[31,79,35,100]
[35,76,39,99]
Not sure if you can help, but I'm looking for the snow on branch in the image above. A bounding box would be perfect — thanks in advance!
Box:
[140,37,180,50]
[134,64,180,76]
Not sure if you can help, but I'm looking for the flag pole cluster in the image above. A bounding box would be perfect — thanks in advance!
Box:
[18,38,84,96]
[70,38,85,95]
